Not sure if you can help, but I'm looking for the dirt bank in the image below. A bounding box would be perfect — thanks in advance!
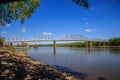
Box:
[0,48,80,80]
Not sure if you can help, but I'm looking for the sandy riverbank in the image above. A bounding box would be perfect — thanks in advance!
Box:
[0,48,80,80]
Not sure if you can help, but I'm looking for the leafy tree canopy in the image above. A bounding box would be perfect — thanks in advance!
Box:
[0,0,89,25]
[72,0,89,8]
[0,0,40,25]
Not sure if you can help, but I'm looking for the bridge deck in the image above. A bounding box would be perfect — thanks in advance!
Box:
[4,40,90,43]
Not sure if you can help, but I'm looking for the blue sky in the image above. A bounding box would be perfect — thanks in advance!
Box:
[1,0,120,40]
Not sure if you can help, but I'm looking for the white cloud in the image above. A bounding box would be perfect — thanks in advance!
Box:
[21,28,26,33]
[43,32,52,35]
[1,31,7,34]
[6,24,11,27]
[85,29,92,32]
[82,17,88,20]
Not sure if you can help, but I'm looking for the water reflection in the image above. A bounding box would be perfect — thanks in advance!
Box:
[54,65,88,79]
[54,47,56,56]
[109,48,120,55]
[29,47,120,80]
[55,65,108,80]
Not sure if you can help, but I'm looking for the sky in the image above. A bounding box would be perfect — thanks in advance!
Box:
[1,0,120,41]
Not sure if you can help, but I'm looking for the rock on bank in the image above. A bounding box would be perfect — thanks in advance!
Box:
[0,48,80,80]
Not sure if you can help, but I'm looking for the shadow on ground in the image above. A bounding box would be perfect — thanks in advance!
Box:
[54,65,108,80]
[0,50,80,80]
[54,65,88,80]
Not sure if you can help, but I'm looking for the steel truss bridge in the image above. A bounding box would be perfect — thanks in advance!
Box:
[3,34,106,54]
[4,34,104,43]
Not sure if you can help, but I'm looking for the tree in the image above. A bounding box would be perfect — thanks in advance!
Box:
[0,0,89,25]
[0,0,40,25]
[109,38,120,46]
[72,0,89,8]
[0,37,4,46]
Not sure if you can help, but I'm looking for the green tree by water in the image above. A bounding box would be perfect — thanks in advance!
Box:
[0,37,4,46]
[33,44,39,48]
[92,41,103,47]
[57,42,88,47]
[0,0,40,25]
[21,42,28,47]
[109,38,120,46]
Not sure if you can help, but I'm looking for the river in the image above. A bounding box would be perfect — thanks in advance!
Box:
[28,47,120,80]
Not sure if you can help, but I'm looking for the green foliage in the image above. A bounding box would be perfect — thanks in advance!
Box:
[72,0,89,8]
[57,41,107,48]
[0,0,89,25]
[0,37,4,46]
[0,0,40,25]
[3,44,9,47]
[14,44,21,47]
[33,44,39,48]
[14,43,28,47]
[57,42,87,47]
[92,41,103,47]
[109,38,120,46]
[21,42,28,47]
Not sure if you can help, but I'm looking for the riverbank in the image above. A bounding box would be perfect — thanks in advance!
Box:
[0,47,80,80]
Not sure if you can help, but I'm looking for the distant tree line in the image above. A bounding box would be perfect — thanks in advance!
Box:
[108,38,120,46]
[57,42,104,47]
[33,44,39,48]
[0,37,4,46]
[57,42,87,47]
[14,42,28,47]
[57,38,120,47]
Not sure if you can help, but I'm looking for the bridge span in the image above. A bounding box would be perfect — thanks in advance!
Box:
[3,34,105,50]
[4,34,103,43]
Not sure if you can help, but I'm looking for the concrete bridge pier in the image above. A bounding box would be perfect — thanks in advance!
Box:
[103,41,105,48]
[9,42,13,48]
[53,40,56,56]
[27,43,30,49]
[88,41,92,49]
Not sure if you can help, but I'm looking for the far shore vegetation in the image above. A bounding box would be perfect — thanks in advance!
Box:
[57,38,120,48]
[33,44,39,48]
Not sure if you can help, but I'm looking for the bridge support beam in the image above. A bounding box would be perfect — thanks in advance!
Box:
[9,42,13,48]
[27,43,30,49]
[103,41,105,48]
[88,41,92,49]
[53,40,56,56]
